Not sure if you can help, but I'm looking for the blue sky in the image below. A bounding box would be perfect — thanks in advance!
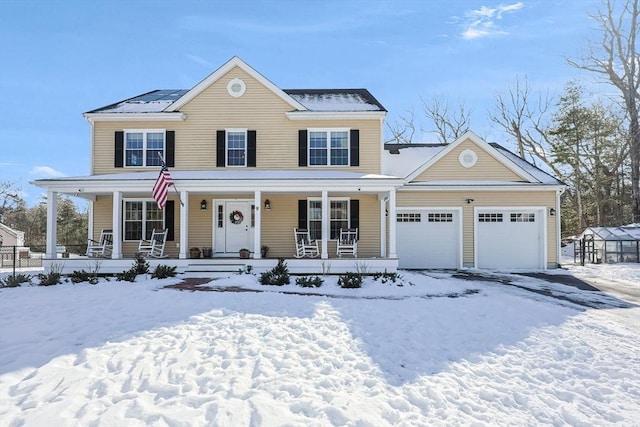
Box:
[0,0,602,206]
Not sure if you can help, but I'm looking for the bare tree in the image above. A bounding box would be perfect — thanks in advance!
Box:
[385,107,417,143]
[422,94,472,143]
[567,0,640,222]
[0,181,23,221]
[489,76,560,173]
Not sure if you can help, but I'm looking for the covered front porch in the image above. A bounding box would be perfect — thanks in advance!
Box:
[35,170,402,274]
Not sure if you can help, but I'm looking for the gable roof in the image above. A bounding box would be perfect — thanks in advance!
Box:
[165,56,306,112]
[383,131,564,186]
[84,57,385,116]
[404,131,537,183]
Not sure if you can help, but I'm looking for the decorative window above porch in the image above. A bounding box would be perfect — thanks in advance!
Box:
[216,129,257,167]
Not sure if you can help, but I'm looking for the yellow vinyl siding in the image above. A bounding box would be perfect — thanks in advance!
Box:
[396,190,558,265]
[413,138,524,182]
[92,66,381,175]
[92,195,181,258]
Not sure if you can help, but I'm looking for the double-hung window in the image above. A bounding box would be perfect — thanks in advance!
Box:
[124,200,164,241]
[226,129,247,167]
[308,199,349,240]
[308,129,349,166]
[125,130,165,167]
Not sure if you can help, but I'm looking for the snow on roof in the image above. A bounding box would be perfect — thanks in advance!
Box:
[87,88,385,114]
[382,144,446,177]
[87,90,189,114]
[283,89,386,112]
[582,226,640,241]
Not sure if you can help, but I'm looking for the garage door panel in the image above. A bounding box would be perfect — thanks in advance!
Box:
[397,210,460,269]
[476,209,543,269]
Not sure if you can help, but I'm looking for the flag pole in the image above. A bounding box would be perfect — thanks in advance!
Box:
[158,153,184,207]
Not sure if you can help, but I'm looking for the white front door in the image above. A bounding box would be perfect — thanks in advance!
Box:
[216,201,254,254]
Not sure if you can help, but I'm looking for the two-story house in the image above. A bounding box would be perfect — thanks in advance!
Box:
[34,57,565,274]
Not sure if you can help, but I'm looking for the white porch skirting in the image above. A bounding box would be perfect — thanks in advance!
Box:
[42,257,398,275]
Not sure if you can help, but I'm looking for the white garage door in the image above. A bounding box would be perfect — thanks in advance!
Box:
[396,210,460,269]
[476,209,545,269]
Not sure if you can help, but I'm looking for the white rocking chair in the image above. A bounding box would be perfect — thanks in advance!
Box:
[86,229,114,258]
[294,228,320,258]
[138,228,168,258]
[336,228,358,257]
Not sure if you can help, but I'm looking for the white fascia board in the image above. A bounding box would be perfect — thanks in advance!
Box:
[32,178,402,194]
[83,112,186,123]
[286,111,386,120]
[405,131,539,183]
[399,183,566,192]
[165,56,307,112]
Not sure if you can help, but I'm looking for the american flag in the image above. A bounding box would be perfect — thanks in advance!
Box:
[152,160,174,209]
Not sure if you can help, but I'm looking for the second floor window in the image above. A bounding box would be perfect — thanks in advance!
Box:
[125,130,165,167]
[309,130,349,166]
[227,130,247,167]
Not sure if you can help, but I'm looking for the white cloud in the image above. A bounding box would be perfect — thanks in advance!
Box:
[29,166,66,178]
[460,2,524,40]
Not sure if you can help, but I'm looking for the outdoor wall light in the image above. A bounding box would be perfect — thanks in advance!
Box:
[264,199,271,210]
[549,208,556,216]
[200,199,207,210]
[465,198,475,204]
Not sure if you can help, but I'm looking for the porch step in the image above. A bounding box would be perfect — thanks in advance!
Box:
[185,261,247,273]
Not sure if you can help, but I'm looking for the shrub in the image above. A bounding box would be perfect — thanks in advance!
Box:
[260,258,290,286]
[134,252,150,274]
[0,274,32,288]
[296,275,323,288]
[116,267,137,282]
[372,271,401,285]
[69,269,99,285]
[38,271,62,286]
[151,264,177,279]
[338,272,363,289]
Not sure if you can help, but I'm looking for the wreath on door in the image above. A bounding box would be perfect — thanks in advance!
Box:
[230,210,244,224]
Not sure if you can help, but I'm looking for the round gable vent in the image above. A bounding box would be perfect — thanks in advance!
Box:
[227,78,246,97]
[459,149,478,168]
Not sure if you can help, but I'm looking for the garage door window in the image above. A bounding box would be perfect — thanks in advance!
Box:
[510,213,535,222]
[397,213,421,222]
[478,213,503,222]
[428,213,453,222]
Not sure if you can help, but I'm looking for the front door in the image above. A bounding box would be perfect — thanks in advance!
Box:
[221,201,254,254]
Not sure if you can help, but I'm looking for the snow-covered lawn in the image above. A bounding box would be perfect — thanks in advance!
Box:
[0,265,638,426]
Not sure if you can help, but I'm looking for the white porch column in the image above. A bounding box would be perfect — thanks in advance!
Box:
[388,189,397,258]
[179,191,189,259]
[321,190,329,259]
[254,190,262,259]
[111,191,123,259]
[45,190,58,259]
[380,197,387,257]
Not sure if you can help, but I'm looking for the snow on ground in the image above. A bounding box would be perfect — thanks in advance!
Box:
[0,267,638,426]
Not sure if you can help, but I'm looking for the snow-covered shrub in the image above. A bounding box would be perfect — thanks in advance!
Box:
[296,275,323,288]
[151,264,177,279]
[338,272,363,288]
[260,258,290,286]
[0,274,32,288]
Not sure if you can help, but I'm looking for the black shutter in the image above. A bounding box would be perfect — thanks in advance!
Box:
[350,129,359,166]
[247,130,256,167]
[115,131,124,168]
[165,200,175,241]
[216,130,225,167]
[350,199,359,239]
[298,200,307,230]
[298,130,307,167]
[166,131,175,167]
